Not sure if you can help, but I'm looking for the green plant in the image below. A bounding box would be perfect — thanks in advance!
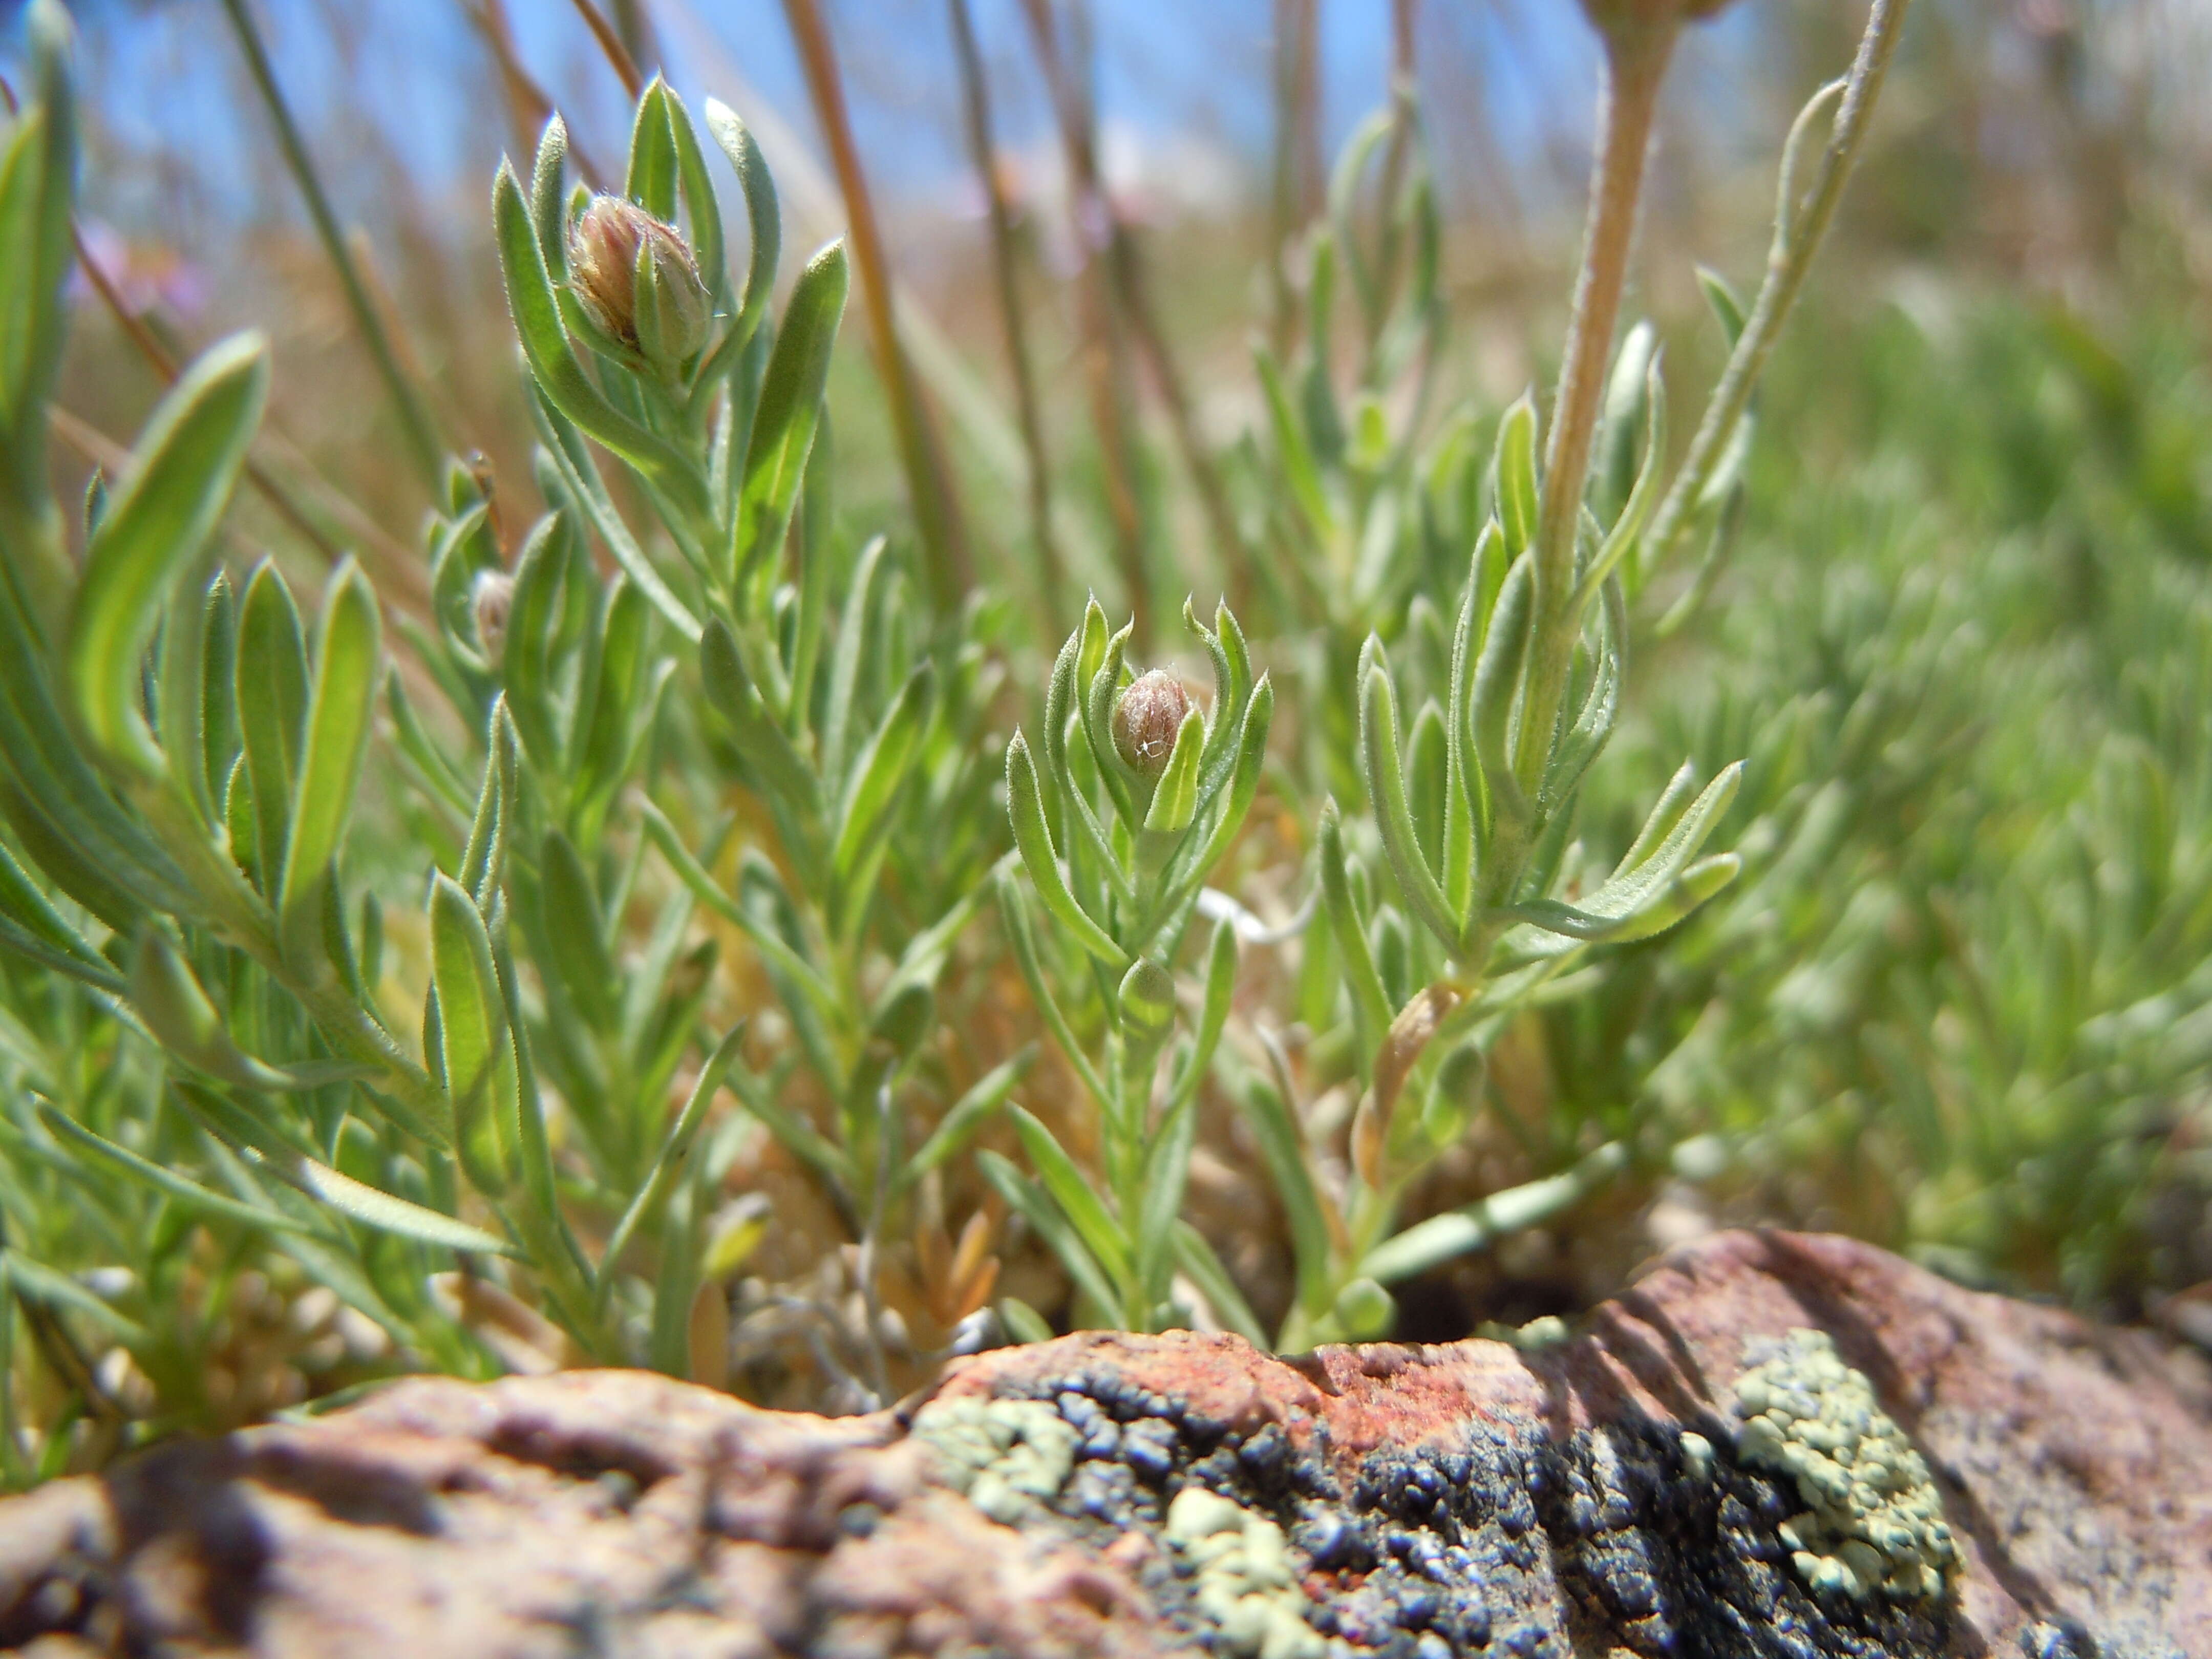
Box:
[993,599,1271,1335]
[29,0,2212,1484]
[1193,0,1909,1349]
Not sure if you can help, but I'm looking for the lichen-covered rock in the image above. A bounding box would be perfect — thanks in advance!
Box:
[1732,1329,1958,1602]
[3,1230,2209,1656]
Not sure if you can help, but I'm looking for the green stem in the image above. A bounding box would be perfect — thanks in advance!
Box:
[217,0,447,491]
[1642,0,1912,578]
[1515,24,1674,796]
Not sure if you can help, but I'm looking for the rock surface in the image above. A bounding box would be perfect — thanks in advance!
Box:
[4,1230,2210,1657]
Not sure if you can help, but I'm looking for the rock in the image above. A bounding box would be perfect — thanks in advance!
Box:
[3,1230,2209,1657]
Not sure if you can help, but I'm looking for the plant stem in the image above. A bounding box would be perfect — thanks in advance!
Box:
[217,0,448,492]
[566,0,646,99]
[1515,24,1673,796]
[1642,0,1912,578]
[1017,0,1149,634]
[947,0,1065,624]
[781,0,975,613]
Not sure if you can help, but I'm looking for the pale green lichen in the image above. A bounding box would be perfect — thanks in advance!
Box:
[1164,1486,1325,1659]
[912,1396,1078,1524]
[1678,1430,1714,1482]
[1477,1314,1572,1350]
[1731,1329,1958,1603]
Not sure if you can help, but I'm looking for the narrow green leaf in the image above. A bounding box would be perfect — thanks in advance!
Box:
[1170,1221,1267,1348]
[1006,731,1130,971]
[1494,392,1539,559]
[595,1024,746,1305]
[1256,346,1334,540]
[287,1155,515,1256]
[176,1089,513,1258]
[661,84,726,309]
[625,77,680,222]
[699,618,820,816]
[128,925,299,1091]
[428,872,518,1197]
[279,560,379,943]
[2,1251,147,1345]
[833,661,933,889]
[1576,359,1667,612]
[0,778,145,934]
[526,385,703,640]
[198,571,240,811]
[459,698,519,906]
[1007,1107,1134,1294]
[1041,625,1133,905]
[1153,673,1274,919]
[529,115,570,276]
[570,576,653,839]
[993,870,1112,1115]
[704,98,780,345]
[996,1295,1055,1346]
[1359,645,1461,954]
[539,829,619,1031]
[1504,849,1741,945]
[637,798,842,1023]
[0,0,77,447]
[0,833,110,980]
[730,242,847,589]
[1135,1095,1197,1298]
[1318,802,1390,1075]
[235,559,308,889]
[1407,698,1449,874]
[1470,554,1533,821]
[66,334,268,773]
[1237,1075,1332,1315]
[1166,917,1238,1116]
[36,1102,313,1236]
[1697,265,1749,347]
[904,1046,1033,1189]
[1141,706,1206,835]
[977,1148,1119,1319]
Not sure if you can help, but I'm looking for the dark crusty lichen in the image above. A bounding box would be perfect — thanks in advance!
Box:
[912,1352,1962,1659]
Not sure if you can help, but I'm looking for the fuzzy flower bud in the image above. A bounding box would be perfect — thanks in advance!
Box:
[471,569,514,661]
[566,195,711,379]
[1111,670,1190,777]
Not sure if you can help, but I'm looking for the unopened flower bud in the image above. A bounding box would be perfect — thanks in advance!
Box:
[566,195,711,379]
[471,569,514,661]
[1111,670,1189,777]
[1117,956,1177,1052]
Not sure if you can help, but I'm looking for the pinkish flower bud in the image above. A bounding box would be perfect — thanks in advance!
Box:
[1111,670,1190,777]
[566,195,711,379]
[472,570,514,661]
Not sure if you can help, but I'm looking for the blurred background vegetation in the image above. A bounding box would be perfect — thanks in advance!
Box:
[8,0,2212,1470]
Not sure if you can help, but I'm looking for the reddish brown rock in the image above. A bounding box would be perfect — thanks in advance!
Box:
[2,1230,2208,1657]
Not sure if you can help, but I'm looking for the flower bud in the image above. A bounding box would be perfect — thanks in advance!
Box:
[566,195,711,379]
[1117,956,1178,1051]
[1111,670,1190,777]
[471,569,514,661]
